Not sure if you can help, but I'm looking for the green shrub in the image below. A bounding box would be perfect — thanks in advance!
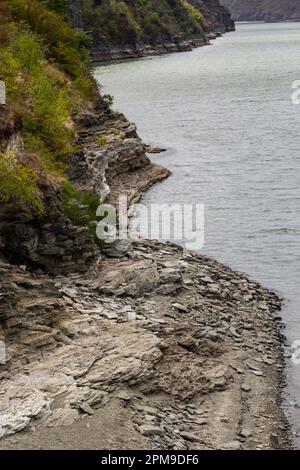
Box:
[23,132,66,174]
[41,0,69,16]
[61,180,105,246]
[6,0,91,78]
[62,180,99,225]
[0,29,76,162]
[0,152,45,217]
[73,76,97,101]
[23,66,74,158]
[182,0,204,23]
[0,0,97,224]
[12,29,43,72]
[0,47,21,98]
[97,135,108,147]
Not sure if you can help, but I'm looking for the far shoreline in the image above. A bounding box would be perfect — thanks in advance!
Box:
[235,20,300,25]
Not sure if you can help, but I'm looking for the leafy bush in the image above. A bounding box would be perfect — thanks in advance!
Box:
[0,30,75,159]
[23,132,66,174]
[12,29,43,72]
[0,47,20,97]
[40,0,69,16]
[0,152,45,217]
[97,135,108,147]
[61,180,104,246]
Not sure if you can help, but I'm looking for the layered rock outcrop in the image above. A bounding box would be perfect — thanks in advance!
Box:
[0,239,290,449]
[0,99,169,274]
[67,0,234,62]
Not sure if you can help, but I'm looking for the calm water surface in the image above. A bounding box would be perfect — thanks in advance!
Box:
[94,23,300,444]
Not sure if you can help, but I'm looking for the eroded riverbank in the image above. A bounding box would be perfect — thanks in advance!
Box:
[0,238,290,449]
[0,101,291,449]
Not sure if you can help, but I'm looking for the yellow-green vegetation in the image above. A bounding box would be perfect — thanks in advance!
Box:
[182,1,204,23]
[81,0,206,44]
[61,180,104,247]
[0,0,97,219]
[6,0,91,79]
[97,135,109,147]
[0,151,44,217]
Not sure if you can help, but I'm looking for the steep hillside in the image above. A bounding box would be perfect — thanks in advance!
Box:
[0,0,234,272]
[221,0,300,22]
[0,0,98,271]
[66,0,234,60]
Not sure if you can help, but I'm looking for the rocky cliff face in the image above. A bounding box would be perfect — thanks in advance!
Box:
[0,98,169,274]
[68,0,83,28]
[221,0,300,22]
[191,0,234,31]
[67,0,234,61]
[0,0,170,275]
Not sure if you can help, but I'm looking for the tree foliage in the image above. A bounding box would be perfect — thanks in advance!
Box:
[0,0,97,218]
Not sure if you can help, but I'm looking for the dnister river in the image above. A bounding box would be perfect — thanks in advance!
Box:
[94,22,300,445]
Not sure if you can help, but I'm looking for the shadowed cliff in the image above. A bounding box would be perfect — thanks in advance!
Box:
[222,0,300,22]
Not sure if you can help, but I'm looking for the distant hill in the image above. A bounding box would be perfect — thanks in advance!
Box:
[221,0,300,22]
[76,0,235,45]
[65,0,235,61]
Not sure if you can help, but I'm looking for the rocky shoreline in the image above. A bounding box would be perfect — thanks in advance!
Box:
[0,238,290,449]
[0,96,291,449]
[91,37,209,63]
[221,0,300,23]
[90,31,230,63]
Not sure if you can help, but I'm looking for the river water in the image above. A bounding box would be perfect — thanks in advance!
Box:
[94,22,300,444]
